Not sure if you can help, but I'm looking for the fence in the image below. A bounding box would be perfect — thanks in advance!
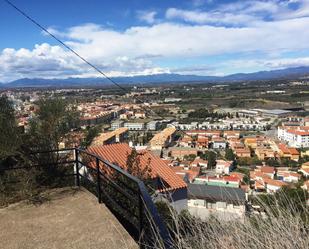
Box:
[0,148,172,249]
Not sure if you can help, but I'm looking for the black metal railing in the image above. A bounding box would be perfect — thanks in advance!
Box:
[0,148,172,249]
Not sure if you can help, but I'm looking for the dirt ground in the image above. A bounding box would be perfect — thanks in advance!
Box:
[0,187,138,249]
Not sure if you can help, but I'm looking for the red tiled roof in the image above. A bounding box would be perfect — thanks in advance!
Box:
[88,143,187,191]
[259,166,275,174]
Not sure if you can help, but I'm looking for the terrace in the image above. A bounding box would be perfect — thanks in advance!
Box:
[0,148,172,249]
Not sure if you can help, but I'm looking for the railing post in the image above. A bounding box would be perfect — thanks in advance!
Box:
[139,191,144,243]
[96,157,102,203]
[75,148,80,187]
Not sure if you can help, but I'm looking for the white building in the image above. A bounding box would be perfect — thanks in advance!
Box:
[215,160,234,175]
[147,121,160,131]
[278,126,309,148]
[124,122,145,131]
[111,120,124,130]
[188,184,246,221]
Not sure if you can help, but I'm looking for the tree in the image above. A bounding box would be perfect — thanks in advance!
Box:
[81,126,101,148]
[225,148,235,161]
[26,98,79,151]
[23,98,80,186]
[126,148,152,181]
[206,151,217,169]
[0,96,21,160]
[266,158,280,167]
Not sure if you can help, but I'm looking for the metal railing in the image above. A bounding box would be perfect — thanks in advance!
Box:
[0,148,172,249]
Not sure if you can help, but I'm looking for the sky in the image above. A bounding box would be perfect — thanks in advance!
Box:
[1,0,309,82]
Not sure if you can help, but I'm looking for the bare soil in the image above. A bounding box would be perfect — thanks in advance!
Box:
[0,187,138,249]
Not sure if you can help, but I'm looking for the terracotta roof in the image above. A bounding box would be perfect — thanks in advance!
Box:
[171,166,200,182]
[230,172,245,181]
[150,127,176,145]
[87,143,187,191]
[264,179,288,187]
[216,160,233,168]
[190,158,208,166]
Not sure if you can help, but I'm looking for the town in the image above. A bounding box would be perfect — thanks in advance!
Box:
[2,79,309,222]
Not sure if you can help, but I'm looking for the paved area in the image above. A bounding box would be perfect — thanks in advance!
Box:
[0,187,138,249]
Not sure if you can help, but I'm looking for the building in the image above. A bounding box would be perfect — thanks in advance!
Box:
[164,98,182,103]
[169,147,199,160]
[111,120,124,130]
[277,143,300,161]
[149,127,176,150]
[179,135,194,147]
[190,157,208,168]
[171,165,200,183]
[212,138,227,149]
[124,122,145,131]
[196,135,209,149]
[276,171,301,183]
[187,184,246,221]
[87,143,187,212]
[299,162,309,177]
[223,131,240,139]
[278,126,309,148]
[255,148,276,160]
[91,127,129,146]
[234,148,251,158]
[194,175,240,188]
[147,121,160,131]
[215,160,234,175]
[255,166,276,179]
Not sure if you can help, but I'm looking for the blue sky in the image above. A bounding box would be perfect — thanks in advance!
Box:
[1,0,309,82]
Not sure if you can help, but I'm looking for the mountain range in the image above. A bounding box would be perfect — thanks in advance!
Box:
[1,66,309,88]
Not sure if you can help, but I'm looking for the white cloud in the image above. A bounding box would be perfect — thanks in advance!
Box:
[2,1,309,82]
[223,57,309,72]
[166,0,309,26]
[166,8,256,26]
[136,10,157,24]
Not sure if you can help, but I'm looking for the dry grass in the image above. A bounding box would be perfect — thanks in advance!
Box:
[149,192,309,249]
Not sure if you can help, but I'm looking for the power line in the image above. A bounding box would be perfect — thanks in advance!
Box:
[3,0,127,93]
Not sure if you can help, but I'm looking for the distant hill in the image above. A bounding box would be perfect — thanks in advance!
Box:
[2,66,309,88]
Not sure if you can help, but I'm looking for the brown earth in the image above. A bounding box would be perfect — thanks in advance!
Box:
[0,187,138,249]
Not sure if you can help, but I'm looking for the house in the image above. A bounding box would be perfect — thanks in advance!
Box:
[186,130,221,138]
[244,136,265,149]
[169,147,199,160]
[190,157,208,168]
[255,148,276,160]
[215,160,234,175]
[263,179,288,193]
[187,184,246,221]
[234,148,251,158]
[299,163,309,177]
[196,135,209,149]
[179,135,194,147]
[171,165,200,183]
[194,175,240,188]
[230,172,245,182]
[87,143,187,212]
[223,131,240,139]
[255,166,276,179]
[301,180,309,192]
[277,171,301,183]
[212,138,227,149]
[149,127,176,150]
[277,143,300,161]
